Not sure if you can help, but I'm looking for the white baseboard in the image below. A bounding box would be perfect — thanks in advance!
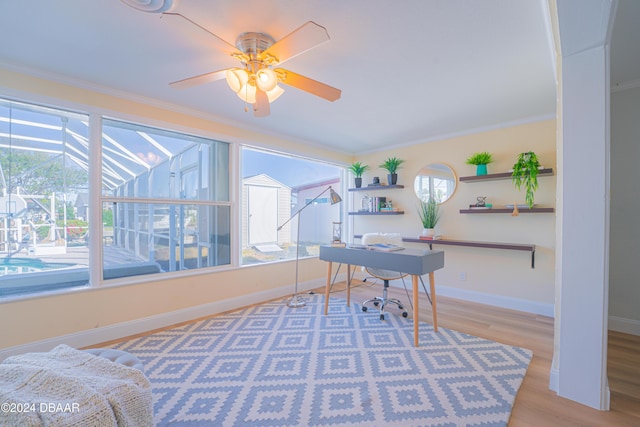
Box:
[393,282,555,317]
[549,367,611,410]
[0,277,327,361]
[549,367,559,393]
[608,316,640,336]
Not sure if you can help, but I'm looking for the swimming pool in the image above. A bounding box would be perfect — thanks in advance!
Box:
[0,257,77,276]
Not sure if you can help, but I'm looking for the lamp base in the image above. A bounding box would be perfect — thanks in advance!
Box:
[287,294,306,308]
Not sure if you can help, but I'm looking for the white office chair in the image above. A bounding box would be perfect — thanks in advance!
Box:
[360,233,409,320]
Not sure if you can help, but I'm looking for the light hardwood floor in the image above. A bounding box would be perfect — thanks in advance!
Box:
[317,280,640,427]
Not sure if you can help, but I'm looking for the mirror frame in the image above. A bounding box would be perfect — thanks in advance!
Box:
[413,162,457,204]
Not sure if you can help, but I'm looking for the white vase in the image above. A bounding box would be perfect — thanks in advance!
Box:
[421,228,435,238]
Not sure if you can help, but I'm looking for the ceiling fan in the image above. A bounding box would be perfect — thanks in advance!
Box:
[162,13,342,117]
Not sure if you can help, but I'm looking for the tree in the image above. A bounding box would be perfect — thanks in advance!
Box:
[0,151,87,195]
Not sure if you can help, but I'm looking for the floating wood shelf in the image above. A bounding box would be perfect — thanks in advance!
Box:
[353,235,537,268]
[459,207,554,214]
[459,168,554,182]
[348,211,404,215]
[404,238,537,268]
[348,185,404,192]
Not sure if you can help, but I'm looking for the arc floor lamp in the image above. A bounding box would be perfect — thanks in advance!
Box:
[277,186,342,308]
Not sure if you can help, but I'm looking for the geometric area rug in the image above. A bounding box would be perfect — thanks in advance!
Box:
[112,293,533,426]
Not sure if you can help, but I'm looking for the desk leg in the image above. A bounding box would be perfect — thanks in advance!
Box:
[430,271,438,332]
[412,274,419,347]
[346,264,351,307]
[324,261,332,315]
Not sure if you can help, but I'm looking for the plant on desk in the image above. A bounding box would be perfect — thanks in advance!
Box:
[418,196,439,238]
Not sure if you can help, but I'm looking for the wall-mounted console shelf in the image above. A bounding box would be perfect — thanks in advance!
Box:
[405,237,537,268]
[353,235,537,268]
[348,211,404,215]
[459,168,554,182]
[459,207,554,214]
[349,185,404,192]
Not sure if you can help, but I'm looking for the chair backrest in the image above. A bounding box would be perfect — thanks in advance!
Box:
[361,232,406,280]
[361,232,403,246]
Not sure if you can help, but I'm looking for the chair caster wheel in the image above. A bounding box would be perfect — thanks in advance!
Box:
[362,306,368,312]
[380,314,385,320]
[373,301,379,307]
[402,312,408,318]
[398,305,404,310]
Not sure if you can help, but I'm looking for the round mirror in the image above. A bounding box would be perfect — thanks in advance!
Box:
[414,163,457,204]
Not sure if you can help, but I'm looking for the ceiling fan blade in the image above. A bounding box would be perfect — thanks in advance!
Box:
[169,69,229,89]
[277,69,341,102]
[253,89,270,117]
[263,21,330,65]
[161,12,245,59]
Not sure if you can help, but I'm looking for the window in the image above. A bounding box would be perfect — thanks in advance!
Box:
[0,99,90,297]
[241,147,343,265]
[0,99,232,298]
[101,120,231,275]
[0,96,345,297]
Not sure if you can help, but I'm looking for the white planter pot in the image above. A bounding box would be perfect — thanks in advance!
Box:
[421,228,436,238]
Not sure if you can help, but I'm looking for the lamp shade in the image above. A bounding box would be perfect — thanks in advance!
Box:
[256,68,278,92]
[237,83,257,103]
[329,187,342,205]
[266,85,285,103]
[225,68,249,93]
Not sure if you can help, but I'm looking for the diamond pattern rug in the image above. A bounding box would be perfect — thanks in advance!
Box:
[112,293,532,426]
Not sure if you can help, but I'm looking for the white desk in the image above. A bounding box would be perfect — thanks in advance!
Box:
[319,245,445,347]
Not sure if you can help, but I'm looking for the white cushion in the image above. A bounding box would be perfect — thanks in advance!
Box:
[85,348,144,372]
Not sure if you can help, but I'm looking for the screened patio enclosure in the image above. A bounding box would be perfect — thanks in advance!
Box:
[0,99,230,297]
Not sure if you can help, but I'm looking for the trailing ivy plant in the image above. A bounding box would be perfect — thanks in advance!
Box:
[512,151,540,208]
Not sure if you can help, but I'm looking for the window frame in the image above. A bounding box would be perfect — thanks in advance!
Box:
[0,94,347,300]
[238,145,346,267]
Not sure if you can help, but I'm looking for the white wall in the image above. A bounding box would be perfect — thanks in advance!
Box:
[609,86,640,335]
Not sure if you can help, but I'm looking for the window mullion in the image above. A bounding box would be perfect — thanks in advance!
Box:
[89,113,104,286]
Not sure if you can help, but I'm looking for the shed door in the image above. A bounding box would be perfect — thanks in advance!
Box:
[248,186,278,244]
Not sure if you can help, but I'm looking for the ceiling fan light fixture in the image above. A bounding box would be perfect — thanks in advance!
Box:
[256,68,278,92]
[266,84,285,103]
[225,68,249,93]
[166,15,342,116]
[237,83,257,104]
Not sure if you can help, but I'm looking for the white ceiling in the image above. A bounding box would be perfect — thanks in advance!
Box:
[0,0,637,154]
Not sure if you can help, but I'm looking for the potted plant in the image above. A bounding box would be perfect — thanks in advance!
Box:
[348,161,369,188]
[465,151,494,176]
[418,196,439,238]
[380,156,405,185]
[512,151,540,209]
